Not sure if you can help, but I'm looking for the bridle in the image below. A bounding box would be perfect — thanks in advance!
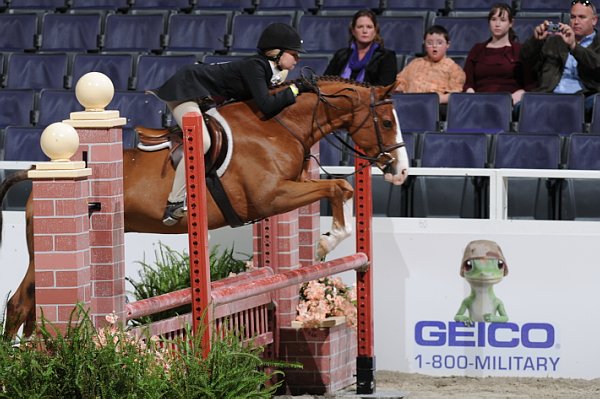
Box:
[275,77,405,176]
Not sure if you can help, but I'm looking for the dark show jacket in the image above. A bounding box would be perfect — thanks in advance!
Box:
[324,46,398,86]
[153,54,296,118]
[520,30,600,95]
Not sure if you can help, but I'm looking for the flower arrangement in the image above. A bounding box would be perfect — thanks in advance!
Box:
[295,277,357,328]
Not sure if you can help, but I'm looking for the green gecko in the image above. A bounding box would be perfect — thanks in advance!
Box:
[454,240,509,325]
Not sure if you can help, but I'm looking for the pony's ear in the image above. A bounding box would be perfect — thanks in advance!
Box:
[380,79,399,99]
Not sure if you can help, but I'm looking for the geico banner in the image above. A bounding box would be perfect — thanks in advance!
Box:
[323,217,600,379]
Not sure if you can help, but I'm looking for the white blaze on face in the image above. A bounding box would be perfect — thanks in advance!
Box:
[385,109,409,185]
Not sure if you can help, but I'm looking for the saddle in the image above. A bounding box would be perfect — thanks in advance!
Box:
[135,114,244,227]
[135,113,228,176]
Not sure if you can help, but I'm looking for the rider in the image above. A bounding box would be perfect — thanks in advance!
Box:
[151,23,313,226]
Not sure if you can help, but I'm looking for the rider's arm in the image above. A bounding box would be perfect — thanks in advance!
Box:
[241,58,296,118]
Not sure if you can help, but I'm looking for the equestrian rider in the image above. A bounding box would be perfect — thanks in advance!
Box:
[151,23,313,226]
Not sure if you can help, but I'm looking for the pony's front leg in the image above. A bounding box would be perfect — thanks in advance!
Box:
[267,178,353,261]
[316,196,353,260]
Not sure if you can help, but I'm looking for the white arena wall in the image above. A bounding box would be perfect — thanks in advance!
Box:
[1,166,599,379]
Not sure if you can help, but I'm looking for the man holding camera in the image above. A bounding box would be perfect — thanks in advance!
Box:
[521,0,600,117]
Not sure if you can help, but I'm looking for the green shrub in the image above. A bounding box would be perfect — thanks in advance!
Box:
[0,306,284,398]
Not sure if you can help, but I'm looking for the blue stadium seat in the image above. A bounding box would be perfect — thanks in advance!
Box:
[446,92,512,133]
[319,0,379,10]
[130,0,191,10]
[517,93,585,135]
[518,0,566,13]
[298,15,350,54]
[40,13,102,52]
[5,53,68,90]
[34,89,83,127]
[432,16,489,54]
[386,0,446,11]
[108,91,166,128]
[132,54,197,91]
[588,95,600,134]
[69,0,128,10]
[0,90,35,128]
[412,132,490,218]
[193,0,254,11]
[7,0,66,10]
[255,0,315,11]
[71,53,133,91]
[122,127,137,149]
[379,16,425,55]
[165,13,230,53]
[493,133,563,219]
[102,13,165,52]
[512,16,545,42]
[392,93,440,133]
[287,56,330,80]
[3,126,48,161]
[230,14,294,53]
[449,0,500,12]
[0,13,38,51]
[561,134,600,220]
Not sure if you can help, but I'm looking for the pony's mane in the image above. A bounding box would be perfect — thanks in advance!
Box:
[285,75,373,88]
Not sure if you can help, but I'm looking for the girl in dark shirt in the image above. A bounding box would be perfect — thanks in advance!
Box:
[463,3,534,105]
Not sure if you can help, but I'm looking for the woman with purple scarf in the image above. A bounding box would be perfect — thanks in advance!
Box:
[324,9,397,85]
[321,9,397,165]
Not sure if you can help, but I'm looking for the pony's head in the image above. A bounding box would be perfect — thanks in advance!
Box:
[303,76,409,185]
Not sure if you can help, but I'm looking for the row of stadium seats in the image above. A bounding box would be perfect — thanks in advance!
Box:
[393,92,600,136]
[0,0,572,14]
[321,131,600,221]
[0,10,567,55]
[1,89,598,138]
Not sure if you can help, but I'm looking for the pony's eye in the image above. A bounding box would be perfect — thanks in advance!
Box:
[382,119,393,128]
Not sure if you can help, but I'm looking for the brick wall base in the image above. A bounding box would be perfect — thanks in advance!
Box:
[278,325,357,395]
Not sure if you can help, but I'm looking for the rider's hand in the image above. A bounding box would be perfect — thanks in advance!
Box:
[295,80,315,94]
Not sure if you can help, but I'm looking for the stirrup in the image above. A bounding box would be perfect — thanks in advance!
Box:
[162,201,187,226]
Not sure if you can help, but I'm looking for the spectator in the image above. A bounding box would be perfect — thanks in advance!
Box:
[324,9,397,85]
[521,0,600,119]
[394,25,466,108]
[463,3,534,106]
[322,9,397,165]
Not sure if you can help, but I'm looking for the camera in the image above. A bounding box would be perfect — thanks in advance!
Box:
[546,22,561,33]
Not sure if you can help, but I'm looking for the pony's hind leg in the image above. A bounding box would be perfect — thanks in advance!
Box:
[4,265,35,341]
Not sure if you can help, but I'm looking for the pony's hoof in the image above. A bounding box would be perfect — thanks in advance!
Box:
[315,233,333,261]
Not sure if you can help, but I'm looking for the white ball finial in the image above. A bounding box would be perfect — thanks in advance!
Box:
[75,71,114,111]
[40,122,80,162]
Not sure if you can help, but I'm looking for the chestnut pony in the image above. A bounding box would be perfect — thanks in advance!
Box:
[0,76,409,339]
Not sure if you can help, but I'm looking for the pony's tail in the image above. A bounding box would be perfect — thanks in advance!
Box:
[0,169,32,245]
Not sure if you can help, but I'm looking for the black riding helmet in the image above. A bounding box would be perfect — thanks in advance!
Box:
[257,23,305,53]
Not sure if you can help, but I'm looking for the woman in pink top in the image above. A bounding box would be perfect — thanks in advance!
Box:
[463,3,535,105]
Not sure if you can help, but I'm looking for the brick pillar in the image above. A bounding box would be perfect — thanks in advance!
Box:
[32,172,92,334]
[73,127,125,328]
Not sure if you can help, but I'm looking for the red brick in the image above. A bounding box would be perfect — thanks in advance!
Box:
[37,305,58,322]
[36,287,86,304]
[33,216,87,235]
[34,235,54,252]
[55,269,90,287]
[36,251,88,270]
[36,271,55,287]
[91,264,116,280]
[32,199,55,216]
[32,180,88,199]
[55,233,89,251]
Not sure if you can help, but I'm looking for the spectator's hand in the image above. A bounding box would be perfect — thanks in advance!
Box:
[557,24,577,50]
[534,21,551,40]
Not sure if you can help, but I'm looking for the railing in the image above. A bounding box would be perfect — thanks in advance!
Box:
[126,254,368,346]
